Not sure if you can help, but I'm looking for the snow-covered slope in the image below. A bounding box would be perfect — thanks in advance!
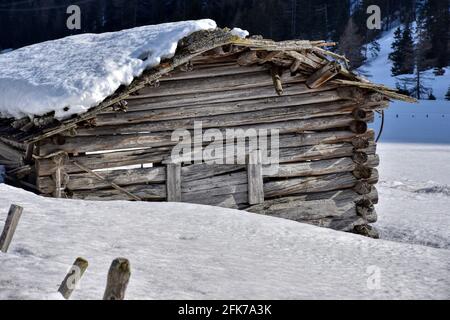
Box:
[360,27,450,143]
[0,184,449,300]
[0,20,219,120]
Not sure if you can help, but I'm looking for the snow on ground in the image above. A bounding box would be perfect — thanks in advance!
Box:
[376,143,450,249]
[0,184,449,300]
[0,19,220,120]
[358,24,450,249]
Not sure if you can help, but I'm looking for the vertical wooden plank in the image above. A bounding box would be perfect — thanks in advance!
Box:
[166,163,181,202]
[58,257,89,299]
[103,258,131,300]
[52,155,63,198]
[247,150,264,205]
[0,204,23,253]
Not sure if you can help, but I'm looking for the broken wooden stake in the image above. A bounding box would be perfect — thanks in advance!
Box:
[58,257,89,300]
[103,258,131,300]
[0,204,23,253]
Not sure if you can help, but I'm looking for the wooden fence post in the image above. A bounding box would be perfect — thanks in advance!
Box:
[103,258,131,300]
[166,162,181,202]
[0,204,23,253]
[58,257,89,299]
[247,150,264,205]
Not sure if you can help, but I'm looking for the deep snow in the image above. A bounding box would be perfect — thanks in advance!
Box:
[0,184,449,300]
[0,19,219,120]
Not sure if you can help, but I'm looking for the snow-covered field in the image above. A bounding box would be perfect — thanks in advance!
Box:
[0,184,449,300]
[376,143,450,249]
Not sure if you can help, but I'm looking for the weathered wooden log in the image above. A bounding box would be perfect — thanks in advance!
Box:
[58,257,89,300]
[263,169,378,198]
[353,224,380,239]
[38,166,166,194]
[354,180,374,195]
[36,146,173,176]
[71,183,165,201]
[349,120,368,134]
[72,161,142,201]
[96,87,358,126]
[247,150,264,205]
[0,204,23,253]
[83,91,358,130]
[271,65,284,95]
[352,108,368,121]
[237,51,260,66]
[183,192,249,208]
[263,155,379,179]
[352,136,371,149]
[353,165,374,179]
[290,59,302,73]
[0,141,24,166]
[247,188,378,222]
[36,131,374,177]
[166,163,181,202]
[356,198,375,218]
[40,113,374,155]
[306,61,341,89]
[182,163,245,182]
[134,69,303,98]
[320,212,378,232]
[103,258,131,300]
[124,82,332,111]
[352,151,369,165]
[158,64,270,82]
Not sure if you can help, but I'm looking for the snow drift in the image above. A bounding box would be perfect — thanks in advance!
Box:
[0,184,449,300]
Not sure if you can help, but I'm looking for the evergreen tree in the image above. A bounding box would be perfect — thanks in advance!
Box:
[389,26,415,76]
[445,86,450,101]
[418,0,449,69]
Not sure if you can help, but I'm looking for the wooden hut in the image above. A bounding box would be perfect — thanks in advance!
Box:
[0,28,413,237]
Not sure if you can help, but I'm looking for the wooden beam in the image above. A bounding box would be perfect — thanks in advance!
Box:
[72,161,142,201]
[247,150,264,205]
[0,204,23,253]
[166,163,181,202]
[306,61,341,89]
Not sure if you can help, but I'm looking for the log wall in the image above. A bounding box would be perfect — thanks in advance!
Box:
[33,55,387,235]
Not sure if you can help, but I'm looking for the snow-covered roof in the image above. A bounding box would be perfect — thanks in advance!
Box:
[0,19,224,120]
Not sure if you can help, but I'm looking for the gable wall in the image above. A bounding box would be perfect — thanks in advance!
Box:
[33,54,387,235]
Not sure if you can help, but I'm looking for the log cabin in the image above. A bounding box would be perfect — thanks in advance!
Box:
[0,26,413,238]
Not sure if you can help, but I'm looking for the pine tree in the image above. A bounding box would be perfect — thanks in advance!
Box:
[445,86,450,101]
[419,0,449,69]
[389,26,415,76]
[389,27,404,76]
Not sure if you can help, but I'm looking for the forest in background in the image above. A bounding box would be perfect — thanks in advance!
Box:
[0,0,448,74]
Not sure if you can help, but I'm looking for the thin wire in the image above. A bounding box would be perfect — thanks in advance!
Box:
[376,110,384,143]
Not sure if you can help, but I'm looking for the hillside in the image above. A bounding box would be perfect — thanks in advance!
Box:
[360,26,450,143]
